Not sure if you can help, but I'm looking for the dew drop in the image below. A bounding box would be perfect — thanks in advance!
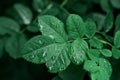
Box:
[49,66,53,70]
[39,40,42,44]
[49,35,54,39]
[39,25,43,30]
[42,51,46,57]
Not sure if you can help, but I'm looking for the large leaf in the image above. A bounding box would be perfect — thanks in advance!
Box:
[38,15,68,42]
[13,4,33,24]
[66,14,85,39]
[84,58,112,80]
[85,19,96,38]
[45,43,70,73]
[5,33,27,59]
[103,11,113,32]
[0,17,20,35]
[21,35,55,63]
[112,46,120,59]
[114,31,120,48]
[21,35,70,73]
[110,0,120,9]
[58,64,85,80]
[115,14,120,32]
[70,38,88,64]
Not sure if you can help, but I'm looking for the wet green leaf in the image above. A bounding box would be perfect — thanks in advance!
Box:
[66,14,85,39]
[38,15,68,42]
[114,31,120,48]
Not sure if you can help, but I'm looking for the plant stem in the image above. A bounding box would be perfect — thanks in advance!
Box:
[61,0,68,7]
[99,39,112,47]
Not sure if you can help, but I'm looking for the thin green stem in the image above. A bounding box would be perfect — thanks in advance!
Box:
[99,39,112,47]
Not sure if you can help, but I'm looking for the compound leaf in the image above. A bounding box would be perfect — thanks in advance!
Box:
[70,38,88,64]
[0,17,20,35]
[84,58,112,80]
[38,15,68,42]
[66,14,85,39]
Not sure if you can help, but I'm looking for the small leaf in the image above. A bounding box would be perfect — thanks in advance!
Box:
[100,0,112,12]
[84,60,99,73]
[38,15,68,42]
[114,31,120,48]
[89,37,103,49]
[110,0,120,9]
[103,11,113,32]
[66,14,85,39]
[87,49,100,61]
[115,14,120,32]
[5,33,27,59]
[112,46,120,59]
[0,17,20,35]
[100,49,112,57]
[13,4,33,24]
[27,23,39,32]
[33,0,49,13]
[70,38,88,64]
[85,19,96,38]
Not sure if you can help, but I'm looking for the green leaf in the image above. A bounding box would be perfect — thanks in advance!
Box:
[38,15,68,42]
[0,17,20,35]
[89,37,103,49]
[84,58,112,80]
[115,14,120,32]
[27,23,39,32]
[21,35,55,63]
[66,14,85,39]
[100,49,112,57]
[100,0,112,12]
[112,46,120,59]
[59,64,85,80]
[45,43,70,73]
[103,11,113,32]
[13,4,33,24]
[110,0,120,9]
[21,35,70,73]
[33,0,49,13]
[85,19,96,38]
[70,38,88,64]
[84,60,99,73]
[87,49,100,61]
[114,31,120,48]
[5,33,27,59]
[90,13,105,31]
